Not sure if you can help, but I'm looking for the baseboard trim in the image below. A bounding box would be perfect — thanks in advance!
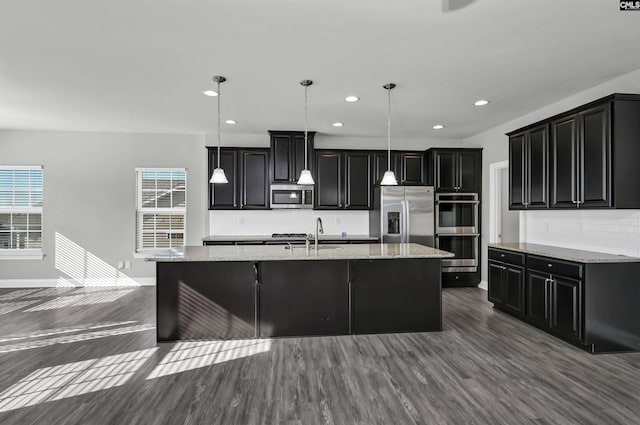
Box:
[478,280,488,291]
[0,277,156,288]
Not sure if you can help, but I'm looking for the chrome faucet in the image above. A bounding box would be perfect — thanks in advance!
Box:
[315,217,324,251]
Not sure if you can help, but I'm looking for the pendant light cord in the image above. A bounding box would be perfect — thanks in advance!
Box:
[304,83,308,169]
[387,85,391,170]
[217,80,221,169]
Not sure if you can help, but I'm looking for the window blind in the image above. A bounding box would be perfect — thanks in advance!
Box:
[0,166,43,250]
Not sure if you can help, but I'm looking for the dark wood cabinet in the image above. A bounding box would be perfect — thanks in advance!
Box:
[488,249,525,316]
[552,275,582,342]
[525,270,553,328]
[269,131,315,183]
[510,94,640,210]
[426,148,482,193]
[239,150,269,209]
[208,148,238,209]
[315,150,372,210]
[399,152,426,185]
[373,151,398,185]
[208,147,269,210]
[509,124,548,209]
[550,106,611,209]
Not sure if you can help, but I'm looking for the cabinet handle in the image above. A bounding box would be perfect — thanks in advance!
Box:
[501,254,505,258]
[547,263,552,268]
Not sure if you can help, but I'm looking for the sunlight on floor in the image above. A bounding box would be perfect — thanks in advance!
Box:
[54,232,139,286]
[146,339,272,380]
[0,300,40,315]
[23,289,135,311]
[0,321,137,343]
[0,322,155,354]
[0,348,157,413]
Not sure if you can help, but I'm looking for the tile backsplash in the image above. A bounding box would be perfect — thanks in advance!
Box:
[522,210,640,257]
[209,210,370,236]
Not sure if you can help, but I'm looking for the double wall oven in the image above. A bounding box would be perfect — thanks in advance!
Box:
[434,193,479,273]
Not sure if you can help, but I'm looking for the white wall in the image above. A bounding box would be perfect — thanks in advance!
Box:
[464,68,640,282]
[0,130,208,284]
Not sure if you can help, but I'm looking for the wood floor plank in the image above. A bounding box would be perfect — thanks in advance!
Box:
[0,286,638,425]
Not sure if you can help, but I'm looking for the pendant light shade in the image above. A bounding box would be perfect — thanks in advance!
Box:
[380,83,398,186]
[297,79,315,185]
[209,75,229,184]
[210,167,228,184]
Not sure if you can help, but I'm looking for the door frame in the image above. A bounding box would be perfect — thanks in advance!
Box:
[489,160,523,244]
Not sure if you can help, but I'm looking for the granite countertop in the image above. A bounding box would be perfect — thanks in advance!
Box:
[489,242,640,263]
[146,243,454,262]
[202,234,379,242]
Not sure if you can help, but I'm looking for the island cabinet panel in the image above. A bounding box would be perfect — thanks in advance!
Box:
[350,258,442,334]
[156,262,256,341]
[258,260,349,337]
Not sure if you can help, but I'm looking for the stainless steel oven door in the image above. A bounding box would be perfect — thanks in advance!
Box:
[435,193,479,234]
[435,234,479,272]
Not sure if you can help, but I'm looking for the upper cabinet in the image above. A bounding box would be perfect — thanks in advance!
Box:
[269,131,315,183]
[373,151,426,186]
[315,150,373,210]
[509,124,548,209]
[425,148,482,193]
[208,148,269,210]
[509,93,640,210]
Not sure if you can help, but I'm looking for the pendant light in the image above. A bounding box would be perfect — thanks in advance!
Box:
[296,79,315,185]
[209,75,229,184]
[380,83,398,186]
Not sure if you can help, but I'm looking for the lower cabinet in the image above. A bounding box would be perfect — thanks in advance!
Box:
[488,261,524,316]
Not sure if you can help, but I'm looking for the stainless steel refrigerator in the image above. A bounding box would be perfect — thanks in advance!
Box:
[369,186,435,247]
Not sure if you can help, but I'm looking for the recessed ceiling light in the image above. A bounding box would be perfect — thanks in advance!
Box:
[474,99,489,106]
[332,122,344,127]
[225,120,237,125]
[203,90,218,97]
[345,96,359,102]
[433,124,445,130]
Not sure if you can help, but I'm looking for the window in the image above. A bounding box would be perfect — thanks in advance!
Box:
[136,169,186,252]
[0,166,43,256]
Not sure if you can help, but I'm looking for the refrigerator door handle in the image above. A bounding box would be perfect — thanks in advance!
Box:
[405,200,411,244]
[400,200,406,243]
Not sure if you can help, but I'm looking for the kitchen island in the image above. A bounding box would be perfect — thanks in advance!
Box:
[148,243,453,341]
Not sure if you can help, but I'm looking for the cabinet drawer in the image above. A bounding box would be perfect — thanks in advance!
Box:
[488,248,525,266]
[527,255,583,279]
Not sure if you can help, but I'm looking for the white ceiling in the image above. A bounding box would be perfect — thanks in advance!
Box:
[1,0,639,143]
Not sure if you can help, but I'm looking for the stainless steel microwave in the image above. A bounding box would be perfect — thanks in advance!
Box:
[270,184,314,209]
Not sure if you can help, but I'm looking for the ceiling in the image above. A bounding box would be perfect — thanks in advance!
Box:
[1,0,639,143]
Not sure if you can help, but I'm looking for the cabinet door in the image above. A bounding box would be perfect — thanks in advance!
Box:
[399,152,425,185]
[504,265,524,315]
[239,150,269,209]
[434,151,457,192]
[208,149,238,209]
[458,150,481,192]
[525,270,552,329]
[509,134,526,209]
[373,151,398,184]
[270,133,294,182]
[528,125,549,208]
[293,133,314,183]
[550,115,578,208]
[344,151,372,209]
[315,151,342,209]
[552,276,582,342]
[579,104,611,208]
[488,261,505,305]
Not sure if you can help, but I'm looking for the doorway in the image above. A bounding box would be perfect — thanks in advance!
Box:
[489,161,519,244]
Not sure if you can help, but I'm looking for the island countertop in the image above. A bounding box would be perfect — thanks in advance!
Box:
[202,234,379,243]
[489,242,640,263]
[147,243,454,262]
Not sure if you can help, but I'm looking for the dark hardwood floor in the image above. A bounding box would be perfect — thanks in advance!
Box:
[0,286,638,425]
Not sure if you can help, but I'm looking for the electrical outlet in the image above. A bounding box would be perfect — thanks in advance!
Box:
[117,261,124,269]
[124,261,131,269]
[239,216,244,225]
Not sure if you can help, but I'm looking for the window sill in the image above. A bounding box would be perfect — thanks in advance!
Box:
[0,251,45,260]
[133,249,183,260]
